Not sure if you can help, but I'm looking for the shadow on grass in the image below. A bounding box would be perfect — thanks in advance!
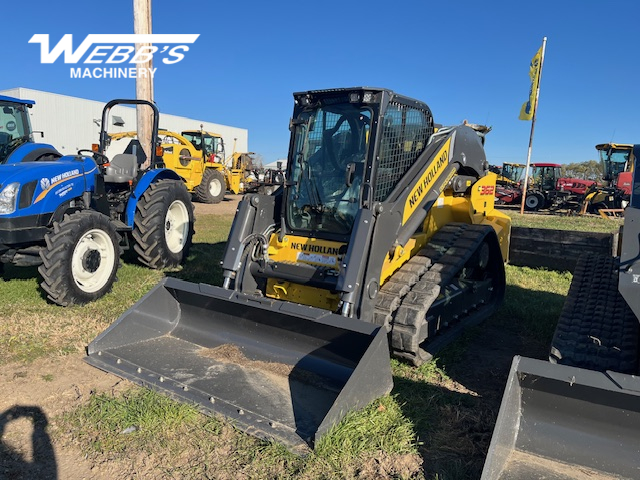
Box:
[0,263,53,305]
[0,406,57,480]
[0,263,40,281]
[395,284,567,480]
[392,375,486,479]
[107,235,228,287]
[163,241,228,286]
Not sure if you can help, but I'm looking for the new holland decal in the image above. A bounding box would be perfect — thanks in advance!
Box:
[288,241,346,267]
[403,137,451,224]
[290,242,341,255]
[34,168,83,204]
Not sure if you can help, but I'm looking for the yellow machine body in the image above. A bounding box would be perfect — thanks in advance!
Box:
[265,170,510,312]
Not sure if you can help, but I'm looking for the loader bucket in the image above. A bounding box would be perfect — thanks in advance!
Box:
[85,277,393,451]
[482,356,640,480]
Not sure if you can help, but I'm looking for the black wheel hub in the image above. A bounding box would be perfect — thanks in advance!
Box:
[82,249,101,273]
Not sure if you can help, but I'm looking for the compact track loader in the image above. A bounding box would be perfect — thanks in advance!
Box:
[86,88,511,449]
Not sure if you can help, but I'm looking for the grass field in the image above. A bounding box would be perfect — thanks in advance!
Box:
[503,209,623,233]
[0,211,585,479]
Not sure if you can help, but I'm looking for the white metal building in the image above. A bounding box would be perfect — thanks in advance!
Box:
[0,87,248,160]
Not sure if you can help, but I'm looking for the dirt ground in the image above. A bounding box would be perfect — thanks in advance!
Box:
[0,356,129,480]
[192,194,243,216]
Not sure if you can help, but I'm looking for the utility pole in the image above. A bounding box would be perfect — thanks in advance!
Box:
[134,0,153,169]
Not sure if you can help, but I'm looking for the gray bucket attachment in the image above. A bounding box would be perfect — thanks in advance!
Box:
[85,277,393,451]
[482,356,640,479]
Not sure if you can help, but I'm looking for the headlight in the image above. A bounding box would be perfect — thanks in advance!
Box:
[0,182,19,215]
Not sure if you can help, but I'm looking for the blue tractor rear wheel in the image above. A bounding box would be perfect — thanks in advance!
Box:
[132,179,195,269]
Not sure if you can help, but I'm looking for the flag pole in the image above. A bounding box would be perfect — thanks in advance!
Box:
[520,36,547,215]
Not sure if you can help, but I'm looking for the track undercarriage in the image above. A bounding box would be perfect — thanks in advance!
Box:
[375,223,506,365]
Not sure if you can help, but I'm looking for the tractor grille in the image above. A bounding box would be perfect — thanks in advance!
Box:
[19,181,37,209]
[374,102,433,202]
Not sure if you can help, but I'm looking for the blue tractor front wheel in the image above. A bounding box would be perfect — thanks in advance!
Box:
[38,211,121,306]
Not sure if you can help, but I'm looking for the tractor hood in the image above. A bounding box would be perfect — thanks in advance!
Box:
[0,156,99,218]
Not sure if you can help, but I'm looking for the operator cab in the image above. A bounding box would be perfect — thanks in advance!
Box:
[597,143,633,183]
[502,163,525,183]
[182,130,225,164]
[287,101,371,236]
[285,88,434,239]
[0,97,34,164]
[531,163,562,191]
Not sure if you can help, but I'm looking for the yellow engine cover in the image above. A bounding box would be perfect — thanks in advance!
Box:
[265,235,345,311]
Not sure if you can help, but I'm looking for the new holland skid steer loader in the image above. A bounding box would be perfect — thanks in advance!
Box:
[86,88,511,449]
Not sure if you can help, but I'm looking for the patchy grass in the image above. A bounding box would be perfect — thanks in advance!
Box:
[53,260,572,480]
[59,388,202,455]
[0,263,163,364]
[313,395,420,469]
[0,214,233,365]
[57,388,423,479]
[503,210,623,233]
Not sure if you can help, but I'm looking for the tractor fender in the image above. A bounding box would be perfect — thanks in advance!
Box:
[123,168,183,227]
[49,198,81,225]
[5,142,61,164]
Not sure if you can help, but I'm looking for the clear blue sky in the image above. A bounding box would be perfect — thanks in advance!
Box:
[6,0,639,166]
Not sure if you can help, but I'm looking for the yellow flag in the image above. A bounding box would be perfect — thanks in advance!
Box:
[519,46,543,121]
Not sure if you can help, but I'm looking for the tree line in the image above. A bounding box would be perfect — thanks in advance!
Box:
[560,160,602,182]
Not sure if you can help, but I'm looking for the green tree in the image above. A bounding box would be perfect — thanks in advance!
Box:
[560,160,602,182]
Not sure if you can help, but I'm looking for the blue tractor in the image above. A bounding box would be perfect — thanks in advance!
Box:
[0,98,195,306]
[0,94,61,164]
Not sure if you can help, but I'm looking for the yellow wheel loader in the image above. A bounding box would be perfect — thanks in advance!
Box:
[161,129,245,203]
[581,142,634,215]
[111,129,246,203]
[86,88,511,449]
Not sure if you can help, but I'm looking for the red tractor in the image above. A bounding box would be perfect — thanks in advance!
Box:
[523,163,597,211]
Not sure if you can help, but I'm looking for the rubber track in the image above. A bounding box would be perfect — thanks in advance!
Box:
[374,223,499,364]
[551,253,639,374]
